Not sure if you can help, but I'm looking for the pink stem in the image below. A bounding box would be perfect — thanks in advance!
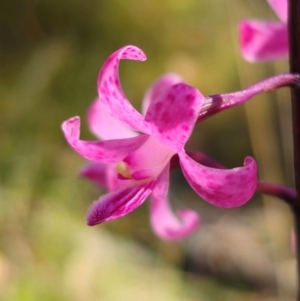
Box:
[198,74,300,122]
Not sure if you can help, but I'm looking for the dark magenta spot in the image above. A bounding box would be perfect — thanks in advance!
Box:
[112,90,118,98]
[155,102,163,111]
[181,124,189,131]
[167,94,175,102]
[188,109,195,117]
[185,94,194,102]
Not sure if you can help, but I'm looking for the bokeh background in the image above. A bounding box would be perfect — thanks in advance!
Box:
[0,0,296,300]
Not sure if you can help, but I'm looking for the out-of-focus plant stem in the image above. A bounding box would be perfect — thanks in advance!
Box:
[289,0,300,299]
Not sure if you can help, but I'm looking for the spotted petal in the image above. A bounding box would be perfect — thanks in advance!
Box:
[142,73,183,115]
[62,116,148,163]
[97,45,147,133]
[145,83,204,152]
[150,164,200,240]
[179,152,257,207]
[239,20,288,62]
[267,0,287,23]
[86,181,155,225]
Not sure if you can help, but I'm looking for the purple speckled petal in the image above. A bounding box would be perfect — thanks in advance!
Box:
[145,83,204,152]
[86,181,155,225]
[142,73,183,115]
[179,151,257,208]
[88,98,137,140]
[239,20,288,62]
[62,116,148,163]
[150,164,200,240]
[97,45,147,133]
[267,0,287,23]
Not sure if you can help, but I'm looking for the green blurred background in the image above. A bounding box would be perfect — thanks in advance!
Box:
[0,0,296,300]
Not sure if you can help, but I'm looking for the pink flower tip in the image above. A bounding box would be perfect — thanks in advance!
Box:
[239,0,288,62]
[62,116,80,139]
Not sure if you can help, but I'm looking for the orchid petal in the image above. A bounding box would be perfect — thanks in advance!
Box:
[179,152,257,208]
[124,135,175,180]
[239,20,288,62]
[80,163,130,192]
[145,83,204,152]
[150,164,200,240]
[267,0,287,23]
[97,45,147,133]
[88,98,137,140]
[62,116,148,163]
[80,163,108,188]
[142,73,183,115]
[86,181,154,225]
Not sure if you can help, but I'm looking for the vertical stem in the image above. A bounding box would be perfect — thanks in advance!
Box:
[289,0,300,300]
[296,212,300,300]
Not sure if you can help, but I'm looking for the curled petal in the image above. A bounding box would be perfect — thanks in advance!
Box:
[239,20,288,62]
[88,98,137,140]
[179,152,257,208]
[145,83,204,152]
[86,181,154,225]
[97,45,147,133]
[150,164,200,240]
[151,201,200,240]
[142,73,183,115]
[62,116,148,163]
[267,0,287,23]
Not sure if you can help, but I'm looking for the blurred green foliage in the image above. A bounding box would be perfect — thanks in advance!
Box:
[0,0,295,300]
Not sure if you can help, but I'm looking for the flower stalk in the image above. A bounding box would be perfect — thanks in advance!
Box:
[198,74,300,122]
[289,0,300,299]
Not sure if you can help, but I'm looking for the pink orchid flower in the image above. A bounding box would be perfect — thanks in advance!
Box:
[239,0,288,62]
[81,73,203,240]
[62,45,257,240]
